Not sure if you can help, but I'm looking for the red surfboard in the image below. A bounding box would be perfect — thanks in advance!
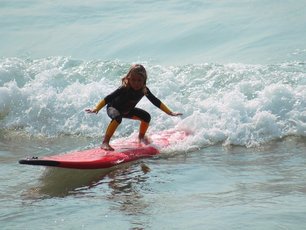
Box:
[19,130,188,169]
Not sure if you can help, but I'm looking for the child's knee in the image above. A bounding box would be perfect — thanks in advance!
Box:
[114,116,122,123]
[143,112,151,123]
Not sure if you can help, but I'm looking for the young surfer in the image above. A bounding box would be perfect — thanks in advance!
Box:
[86,64,182,151]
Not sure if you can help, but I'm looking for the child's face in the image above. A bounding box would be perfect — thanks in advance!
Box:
[129,73,145,91]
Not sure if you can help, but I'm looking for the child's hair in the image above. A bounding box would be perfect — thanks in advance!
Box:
[121,64,148,94]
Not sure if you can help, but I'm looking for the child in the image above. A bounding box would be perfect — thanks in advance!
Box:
[86,64,182,151]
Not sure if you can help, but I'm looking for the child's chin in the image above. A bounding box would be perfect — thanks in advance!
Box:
[133,87,142,91]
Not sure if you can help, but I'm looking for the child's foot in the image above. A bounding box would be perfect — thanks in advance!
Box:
[100,142,114,151]
[139,136,151,145]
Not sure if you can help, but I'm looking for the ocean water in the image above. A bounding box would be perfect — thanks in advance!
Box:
[1,1,306,229]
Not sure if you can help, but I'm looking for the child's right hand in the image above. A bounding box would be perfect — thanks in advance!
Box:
[85,108,98,114]
[169,112,183,116]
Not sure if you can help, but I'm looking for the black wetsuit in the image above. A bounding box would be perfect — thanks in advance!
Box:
[104,86,162,123]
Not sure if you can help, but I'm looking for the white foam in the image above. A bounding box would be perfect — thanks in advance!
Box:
[1,57,306,148]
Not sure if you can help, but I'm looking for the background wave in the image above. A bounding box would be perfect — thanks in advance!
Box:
[1,1,306,64]
[1,57,305,148]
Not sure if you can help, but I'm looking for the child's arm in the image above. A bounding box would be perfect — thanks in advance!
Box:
[85,87,123,114]
[146,87,182,116]
[85,99,106,114]
[160,102,183,116]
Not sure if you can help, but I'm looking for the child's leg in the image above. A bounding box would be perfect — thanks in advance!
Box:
[138,121,150,144]
[138,121,149,139]
[102,107,122,150]
[126,108,151,144]
[101,119,119,150]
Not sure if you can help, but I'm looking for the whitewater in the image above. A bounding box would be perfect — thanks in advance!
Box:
[1,1,306,230]
[1,57,306,147]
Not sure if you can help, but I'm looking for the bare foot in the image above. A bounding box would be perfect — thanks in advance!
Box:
[139,136,151,145]
[100,142,114,151]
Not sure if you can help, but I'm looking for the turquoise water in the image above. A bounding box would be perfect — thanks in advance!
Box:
[1,1,306,229]
[1,0,306,64]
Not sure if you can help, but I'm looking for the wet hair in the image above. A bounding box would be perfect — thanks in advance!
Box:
[121,64,148,94]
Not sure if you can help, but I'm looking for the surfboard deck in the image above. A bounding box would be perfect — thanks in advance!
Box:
[19,130,188,169]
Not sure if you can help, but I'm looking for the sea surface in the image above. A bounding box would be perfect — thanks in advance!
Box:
[1,1,306,229]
